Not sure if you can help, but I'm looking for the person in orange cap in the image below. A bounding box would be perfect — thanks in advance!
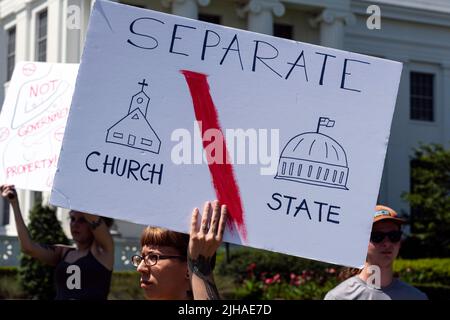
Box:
[324,205,428,300]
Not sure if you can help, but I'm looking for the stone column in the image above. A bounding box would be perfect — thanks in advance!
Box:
[62,0,92,63]
[238,0,285,36]
[162,0,210,19]
[310,8,355,50]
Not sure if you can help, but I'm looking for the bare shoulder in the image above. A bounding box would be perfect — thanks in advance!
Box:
[54,244,76,258]
[90,242,114,271]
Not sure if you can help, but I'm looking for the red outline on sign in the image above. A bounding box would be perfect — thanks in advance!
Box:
[0,127,10,142]
[22,63,37,76]
[181,70,247,242]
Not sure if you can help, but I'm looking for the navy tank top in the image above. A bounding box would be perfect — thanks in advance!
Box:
[54,249,112,300]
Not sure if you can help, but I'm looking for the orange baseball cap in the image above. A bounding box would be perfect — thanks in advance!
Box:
[373,205,406,225]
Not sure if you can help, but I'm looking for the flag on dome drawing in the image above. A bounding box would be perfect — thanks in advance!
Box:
[275,117,349,190]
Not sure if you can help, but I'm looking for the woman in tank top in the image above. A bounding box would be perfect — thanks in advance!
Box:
[1,184,114,300]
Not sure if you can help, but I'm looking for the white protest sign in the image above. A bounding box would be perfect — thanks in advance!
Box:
[50,0,402,267]
[0,62,78,191]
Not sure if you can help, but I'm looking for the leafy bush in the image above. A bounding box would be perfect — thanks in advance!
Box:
[0,267,146,300]
[217,247,347,299]
[108,271,145,300]
[216,248,450,300]
[402,143,450,257]
[231,268,341,300]
[0,267,26,299]
[394,258,450,286]
[217,247,339,282]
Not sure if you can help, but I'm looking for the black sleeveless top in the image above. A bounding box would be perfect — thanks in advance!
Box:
[54,249,112,300]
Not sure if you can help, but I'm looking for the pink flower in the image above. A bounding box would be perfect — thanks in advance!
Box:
[290,273,301,286]
[265,278,274,285]
[326,268,336,274]
[247,263,256,272]
[273,273,281,283]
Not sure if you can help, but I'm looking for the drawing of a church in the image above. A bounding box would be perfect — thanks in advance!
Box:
[106,79,161,154]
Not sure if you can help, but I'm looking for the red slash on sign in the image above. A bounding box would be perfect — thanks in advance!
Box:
[181,70,247,242]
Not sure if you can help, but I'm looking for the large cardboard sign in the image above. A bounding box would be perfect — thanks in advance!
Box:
[50,0,402,267]
[0,62,78,191]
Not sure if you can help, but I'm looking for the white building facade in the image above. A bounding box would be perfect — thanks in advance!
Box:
[0,0,449,268]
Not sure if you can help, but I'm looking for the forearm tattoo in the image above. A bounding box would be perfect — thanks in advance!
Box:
[188,255,220,300]
[39,244,56,252]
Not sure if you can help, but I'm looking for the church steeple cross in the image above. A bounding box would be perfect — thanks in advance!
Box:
[138,79,148,92]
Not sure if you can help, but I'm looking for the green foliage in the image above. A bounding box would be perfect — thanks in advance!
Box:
[394,258,450,286]
[402,144,450,257]
[217,247,347,299]
[217,247,338,282]
[216,248,450,300]
[2,258,450,299]
[19,202,70,299]
[0,267,26,299]
[232,273,339,300]
[0,266,18,276]
[107,271,145,300]
[0,268,146,300]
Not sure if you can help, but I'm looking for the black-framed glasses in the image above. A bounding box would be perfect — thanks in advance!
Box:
[131,253,186,267]
[370,231,402,244]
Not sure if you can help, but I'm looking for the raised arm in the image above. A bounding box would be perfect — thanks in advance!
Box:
[188,200,227,300]
[0,184,69,266]
[82,212,114,269]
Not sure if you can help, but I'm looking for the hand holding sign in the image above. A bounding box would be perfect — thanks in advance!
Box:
[188,200,227,300]
[0,184,18,202]
[188,200,227,260]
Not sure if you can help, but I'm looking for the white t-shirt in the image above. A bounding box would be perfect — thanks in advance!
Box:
[324,276,428,300]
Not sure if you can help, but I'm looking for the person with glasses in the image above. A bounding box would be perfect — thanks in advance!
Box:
[324,205,428,300]
[132,200,226,300]
[0,184,115,300]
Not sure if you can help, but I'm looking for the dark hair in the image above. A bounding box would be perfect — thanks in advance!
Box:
[68,211,114,229]
[101,216,114,228]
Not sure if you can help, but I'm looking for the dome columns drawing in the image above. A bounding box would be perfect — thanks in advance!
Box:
[275,117,349,190]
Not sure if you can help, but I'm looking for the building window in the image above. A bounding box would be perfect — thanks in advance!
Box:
[274,23,293,40]
[34,191,43,205]
[36,9,48,62]
[410,72,434,121]
[1,197,10,226]
[198,14,221,25]
[7,27,16,81]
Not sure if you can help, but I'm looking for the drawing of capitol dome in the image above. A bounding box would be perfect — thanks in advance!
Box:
[275,117,349,190]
